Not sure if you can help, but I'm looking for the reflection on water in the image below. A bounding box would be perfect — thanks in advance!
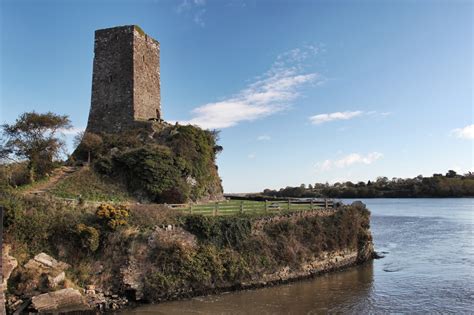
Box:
[121,198,474,314]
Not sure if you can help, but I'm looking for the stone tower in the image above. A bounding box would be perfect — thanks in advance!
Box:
[85,25,161,134]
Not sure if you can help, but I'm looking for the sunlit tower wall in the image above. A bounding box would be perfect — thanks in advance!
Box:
[86,25,161,134]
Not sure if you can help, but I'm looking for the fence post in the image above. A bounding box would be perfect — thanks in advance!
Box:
[190,204,193,214]
[265,200,268,213]
[325,199,328,209]
[240,200,244,214]
[214,202,218,216]
[288,199,291,211]
[310,200,313,210]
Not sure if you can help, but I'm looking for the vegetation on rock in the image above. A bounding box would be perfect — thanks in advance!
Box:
[2,191,373,307]
[74,123,223,203]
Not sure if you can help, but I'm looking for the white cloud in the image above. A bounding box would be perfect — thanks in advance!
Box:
[181,46,322,129]
[309,111,363,125]
[316,152,383,171]
[309,110,391,125]
[452,124,474,140]
[59,127,85,136]
[257,135,271,141]
[247,153,256,159]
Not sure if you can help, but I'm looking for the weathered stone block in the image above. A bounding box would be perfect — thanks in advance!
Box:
[24,252,70,272]
[31,288,90,313]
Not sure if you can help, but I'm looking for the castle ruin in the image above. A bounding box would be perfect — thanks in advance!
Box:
[85,25,161,134]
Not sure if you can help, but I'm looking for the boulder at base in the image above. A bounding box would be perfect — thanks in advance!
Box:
[31,288,90,313]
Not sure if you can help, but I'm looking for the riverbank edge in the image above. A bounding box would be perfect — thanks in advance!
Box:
[4,201,374,314]
[121,248,375,313]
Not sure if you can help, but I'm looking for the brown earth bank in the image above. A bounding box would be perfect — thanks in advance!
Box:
[2,193,374,314]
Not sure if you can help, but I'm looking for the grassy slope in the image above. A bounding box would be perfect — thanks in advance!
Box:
[49,167,132,202]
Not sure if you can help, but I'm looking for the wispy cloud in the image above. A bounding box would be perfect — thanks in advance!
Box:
[451,124,474,140]
[310,111,363,125]
[257,135,271,141]
[316,152,383,171]
[247,153,256,159]
[181,46,322,129]
[59,126,85,136]
[309,110,391,125]
[177,0,207,27]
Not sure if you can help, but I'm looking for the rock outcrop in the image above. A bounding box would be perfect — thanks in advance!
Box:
[15,253,70,297]
[31,288,90,313]
[2,245,18,289]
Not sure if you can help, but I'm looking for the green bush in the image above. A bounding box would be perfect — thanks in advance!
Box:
[166,126,221,200]
[76,224,100,252]
[144,242,251,301]
[0,162,30,187]
[1,193,90,263]
[95,203,130,230]
[113,145,189,203]
[183,215,251,248]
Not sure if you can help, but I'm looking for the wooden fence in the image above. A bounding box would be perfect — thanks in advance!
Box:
[166,199,334,216]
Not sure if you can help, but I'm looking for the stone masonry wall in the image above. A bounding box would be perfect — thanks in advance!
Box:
[133,27,161,121]
[86,25,161,134]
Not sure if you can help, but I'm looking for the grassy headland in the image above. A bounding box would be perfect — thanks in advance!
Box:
[2,190,373,311]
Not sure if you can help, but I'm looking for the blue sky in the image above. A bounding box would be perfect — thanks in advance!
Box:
[1,0,472,192]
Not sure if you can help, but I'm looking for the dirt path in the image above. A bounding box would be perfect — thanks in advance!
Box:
[24,166,79,196]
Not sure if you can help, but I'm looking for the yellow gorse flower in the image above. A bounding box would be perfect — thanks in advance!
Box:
[95,203,130,229]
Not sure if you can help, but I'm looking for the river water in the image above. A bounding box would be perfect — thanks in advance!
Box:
[122,198,474,314]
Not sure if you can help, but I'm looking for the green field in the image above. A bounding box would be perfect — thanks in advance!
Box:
[167,199,332,216]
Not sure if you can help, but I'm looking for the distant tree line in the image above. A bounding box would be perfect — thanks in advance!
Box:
[261,171,474,198]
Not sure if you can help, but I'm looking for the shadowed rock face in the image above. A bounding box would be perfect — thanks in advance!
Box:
[86,25,161,134]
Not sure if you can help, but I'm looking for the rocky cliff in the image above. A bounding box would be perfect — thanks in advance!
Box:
[2,195,373,314]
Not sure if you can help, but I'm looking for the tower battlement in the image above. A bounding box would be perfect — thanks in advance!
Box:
[86,25,161,134]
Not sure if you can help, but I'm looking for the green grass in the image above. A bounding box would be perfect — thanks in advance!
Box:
[171,200,327,216]
[49,167,131,202]
[14,177,49,192]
